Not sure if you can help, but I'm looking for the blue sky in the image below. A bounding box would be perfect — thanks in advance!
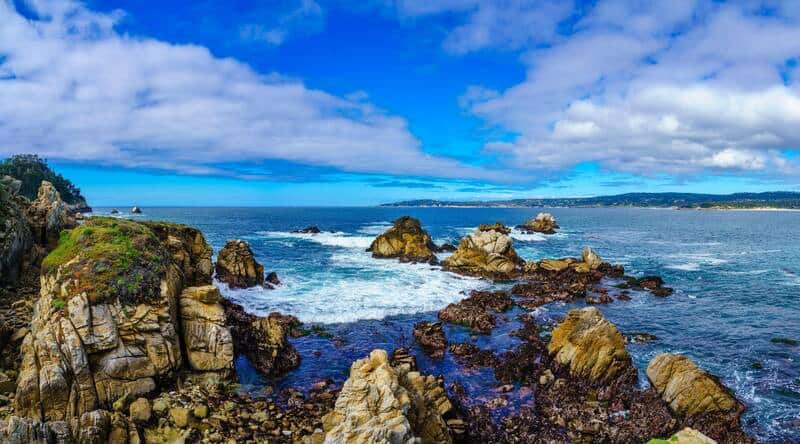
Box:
[3,0,800,205]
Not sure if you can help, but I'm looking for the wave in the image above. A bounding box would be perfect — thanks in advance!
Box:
[666,262,701,271]
[357,222,393,235]
[219,253,486,324]
[259,230,373,249]
[509,229,547,242]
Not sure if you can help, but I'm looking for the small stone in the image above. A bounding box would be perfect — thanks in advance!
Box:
[193,404,209,419]
[169,407,191,428]
[153,398,169,415]
[539,369,554,385]
[129,398,152,423]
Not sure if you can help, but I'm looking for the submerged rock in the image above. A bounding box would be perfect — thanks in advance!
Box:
[292,225,321,234]
[442,224,522,278]
[517,212,559,234]
[413,321,447,358]
[322,349,453,444]
[221,299,300,377]
[438,290,513,334]
[367,216,437,263]
[547,307,635,384]
[215,239,265,288]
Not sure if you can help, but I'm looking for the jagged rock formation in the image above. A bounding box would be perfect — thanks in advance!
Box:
[442,223,522,278]
[0,176,33,286]
[517,212,559,234]
[536,247,603,274]
[179,286,234,373]
[27,181,76,248]
[215,239,265,288]
[413,321,446,358]
[12,217,231,428]
[547,306,635,384]
[367,216,437,263]
[322,349,453,444]
[221,299,300,377]
[647,354,739,417]
[648,427,718,444]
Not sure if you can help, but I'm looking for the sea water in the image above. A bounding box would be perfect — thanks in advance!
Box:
[99,207,799,442]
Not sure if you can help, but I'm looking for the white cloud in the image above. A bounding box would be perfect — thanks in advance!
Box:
[0,0,503,181]
[239,0,324,46]
[446,0,800,175]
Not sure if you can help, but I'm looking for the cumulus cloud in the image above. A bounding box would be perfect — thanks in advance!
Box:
[416,0,800,176]
[0,0,503,181]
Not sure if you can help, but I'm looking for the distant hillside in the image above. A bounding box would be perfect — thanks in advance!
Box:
[382,192,800,209]
[0,154,90,210]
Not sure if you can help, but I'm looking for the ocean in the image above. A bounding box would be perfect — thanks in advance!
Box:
[99,207,799,442]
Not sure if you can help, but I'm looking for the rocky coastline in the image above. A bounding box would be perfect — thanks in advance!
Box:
[0,177,755,444]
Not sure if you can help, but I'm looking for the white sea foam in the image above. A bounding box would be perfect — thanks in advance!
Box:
[224,231,488,323]
[357,222,393,235]
[259,231,373,249]
[509,229,547,242]
[666,262,701,271]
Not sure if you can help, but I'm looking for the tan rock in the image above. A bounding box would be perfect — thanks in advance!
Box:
[443,224,522,277]
[548,307,634,383]
[539,259,573,272]
[648,427,717,444]
[646,353,738,416]
[169,407,191,428]
[129,398,152,423]
[179,286,234,372]
[519,212,558,234]
[215,239,264,288]
[322,349,452,444]
[367,216,437,263]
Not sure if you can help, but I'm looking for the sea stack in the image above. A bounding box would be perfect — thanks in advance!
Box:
[215,239,265,288]
[367,216,438,263]
[517,212,559,234]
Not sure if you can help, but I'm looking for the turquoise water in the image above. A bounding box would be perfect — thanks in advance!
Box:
[100,207,799,442]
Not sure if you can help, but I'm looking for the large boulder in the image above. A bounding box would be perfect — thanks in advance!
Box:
[648,428,717,444]
[221,299,300,377]
[215,239,264,288]
[646,354,739,417]
[26,181,76,248]
[442,224,522,278]
[517,212,558,234]
[547,307,635,384]
[367,216,437,263]
[14,217,220,423]
[322,349,452,444]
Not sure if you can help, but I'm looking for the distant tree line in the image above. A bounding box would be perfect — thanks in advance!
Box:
[0,154,86,205]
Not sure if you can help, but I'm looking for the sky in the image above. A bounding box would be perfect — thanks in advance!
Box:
[2,0,800,206]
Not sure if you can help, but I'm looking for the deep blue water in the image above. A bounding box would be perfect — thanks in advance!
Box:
[99,207,799,442]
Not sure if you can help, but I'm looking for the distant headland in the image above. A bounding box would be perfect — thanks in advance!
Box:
[382,191,800,210]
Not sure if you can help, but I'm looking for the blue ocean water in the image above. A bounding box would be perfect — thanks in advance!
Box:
[101,207,799,442]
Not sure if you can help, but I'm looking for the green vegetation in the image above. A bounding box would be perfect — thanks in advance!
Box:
[0,154,87,206]
[42,217,169,305]
[51,297,66,311]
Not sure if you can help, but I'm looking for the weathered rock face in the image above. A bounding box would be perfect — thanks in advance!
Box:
[0,177,33,286]
[13,217,224,423]
[646,353,739,417]
[215,239,264,288]
[518,212,559,234]
[322,349,452,444]
[442,224,522,278]
[548,307,635,384]
[178,286,234,373]
[367,216,437,263]
[26,181,76,249]
[221,299,300,377]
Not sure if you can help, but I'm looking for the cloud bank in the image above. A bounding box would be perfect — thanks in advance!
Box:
[0,0,500,180]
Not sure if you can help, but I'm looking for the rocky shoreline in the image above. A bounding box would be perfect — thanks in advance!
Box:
[0,184,755,443]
